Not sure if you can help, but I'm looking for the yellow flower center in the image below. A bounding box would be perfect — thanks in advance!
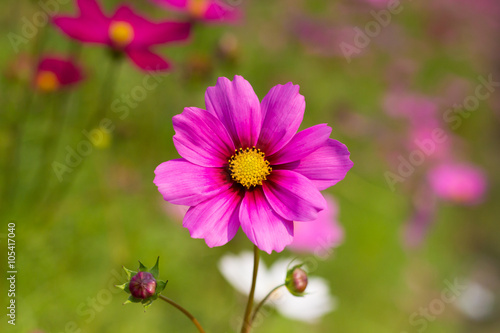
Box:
[109,21,134,47]
[188,0,208,18]
[36,70,60,92]
[229,147,272,189]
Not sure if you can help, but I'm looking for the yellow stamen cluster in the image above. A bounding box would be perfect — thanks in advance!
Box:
[36,71,60,92]
[109,21,134,48]
[229,147,272,189]
[188,0,208,18]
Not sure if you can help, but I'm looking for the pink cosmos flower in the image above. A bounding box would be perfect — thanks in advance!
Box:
[35,56,84,92]
[427,163,487,205]
[53,0,191,71]
[153,0,241,23]
[288,194,344,256]
[154,75,353,254]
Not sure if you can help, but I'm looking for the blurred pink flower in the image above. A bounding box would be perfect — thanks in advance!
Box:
[53,0,191,71]
[35,56,84,92]
[152,0,242,23]
[383,92,438,126]
[290,16,361,58]
[288,194,344,257]
[428,163,487,205]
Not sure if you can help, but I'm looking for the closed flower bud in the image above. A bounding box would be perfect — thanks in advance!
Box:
[285,264,308,296]
[118,257,167,308]
[129,271,157,299]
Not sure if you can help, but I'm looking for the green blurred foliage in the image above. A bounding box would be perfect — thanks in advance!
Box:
[1,0,499,333]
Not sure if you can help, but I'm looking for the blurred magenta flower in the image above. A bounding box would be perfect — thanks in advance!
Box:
[428,163,487,205]
[288,194,344,256]
[153,0,242,23]
[154,75,353,253]
[35,56,83,92]
[53,0,191,71]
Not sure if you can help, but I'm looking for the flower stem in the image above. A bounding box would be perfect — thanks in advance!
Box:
[158,294,206,333]
[241,245,260,333]
[251,284,284,323]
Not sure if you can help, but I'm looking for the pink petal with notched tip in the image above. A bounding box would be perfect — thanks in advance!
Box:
[257,82,305,155]
[205,75,261,149]
[239,188,294,254]
[172,107,235,167]
[263,169,326,222]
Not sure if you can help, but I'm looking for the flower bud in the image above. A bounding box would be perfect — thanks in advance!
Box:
[129,271,157,299]
[118,257,167,308]
[285,265,308,296]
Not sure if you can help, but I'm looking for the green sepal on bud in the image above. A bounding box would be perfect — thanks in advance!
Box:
[285,264,308,297]
[117,257,167,309]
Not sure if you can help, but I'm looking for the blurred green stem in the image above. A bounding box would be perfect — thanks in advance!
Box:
[241,245,260,333]
[3,23,48,213]
[158,295,206,333]
[41,56,122,223]
[251,284,284,323]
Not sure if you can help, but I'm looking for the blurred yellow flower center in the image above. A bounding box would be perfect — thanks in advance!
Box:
[36,70,59,92]
[109,21,134,47]
[229,147,272,189]
[188,0,208,17]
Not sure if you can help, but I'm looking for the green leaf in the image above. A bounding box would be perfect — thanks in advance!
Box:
[138,260,147,272]
[115,282,129,292]
[156,280,168,294]
[149,256,160,279]
[122,266,136,280]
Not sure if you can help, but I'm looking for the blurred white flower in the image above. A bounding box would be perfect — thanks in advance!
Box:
[218,251,336,323]
[455,281,495,320]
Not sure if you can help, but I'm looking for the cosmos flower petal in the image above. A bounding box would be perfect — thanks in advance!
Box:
[427,163,487,205]
[136,21,191,47]
[263,169,326,222]
[125,48,171,71]
[270,124,332,165]
[152,0,187,10]
[154,158,233,206]
[217,251,271,301]
[288,194,344,255]
[77,0,107,19]
[284,139,353,190]
[205,75,261,148]
[173,107,235,167]
[257,82,305,155]
[272,277,336,323]
[112,5,149,25]
[183,187,243,247]
[37,56,84,86]
[52,17,108,44]
[239,188,294,254]
[203,2,242,22]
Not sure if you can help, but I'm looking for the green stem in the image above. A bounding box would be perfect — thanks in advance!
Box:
[158,294,206,333]
[241,245,260,333]
[250,284,285,323]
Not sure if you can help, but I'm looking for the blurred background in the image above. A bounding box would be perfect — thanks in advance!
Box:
[1,0,500,332]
